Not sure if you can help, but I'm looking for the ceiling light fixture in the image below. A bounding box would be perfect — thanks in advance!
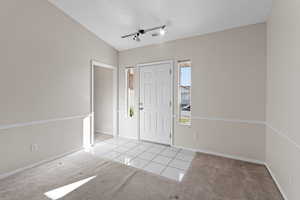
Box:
[160,26,166,36]
[121,25,166,42]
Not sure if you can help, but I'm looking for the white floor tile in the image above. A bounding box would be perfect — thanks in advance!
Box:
[120,142,138,149]
[151,143,167,148]
[114,154,134,165]
[146,146,164,154]
[166,146,181,152]
[104,139,121,145]
[128,158,149,169]
[114,146,130,153]
[107,138,130,145]
[115,137,131,142]
[102,151,121,159]
[176,153,194,162]
[161,167,185,181]
[168,159,190,170]
[160,149,177,158]
[132,145,150,152]
[94,143,116,150]
[144,162,165,175]
[152,155,172,165]
[95,142,116,148]
[138,152,156,161]
[93,146,113,155]
[140,142,153,148]
[94,138,192,182]
[127,140,142,145]
[126,149,143,157]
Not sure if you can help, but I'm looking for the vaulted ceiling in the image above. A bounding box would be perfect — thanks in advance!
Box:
[49,0,272,51]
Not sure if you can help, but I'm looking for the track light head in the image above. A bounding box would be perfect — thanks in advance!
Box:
[160,28,166,36]
[133,33,141,42]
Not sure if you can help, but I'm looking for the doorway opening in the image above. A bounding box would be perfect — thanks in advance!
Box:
[91,60,118,146]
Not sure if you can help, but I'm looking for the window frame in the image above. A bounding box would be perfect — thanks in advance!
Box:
[125,67,135,118]
[178,60,192,126]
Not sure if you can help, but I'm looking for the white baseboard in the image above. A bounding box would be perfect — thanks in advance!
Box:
[173,145,265,165]
[0,148,82,180]
[95,130,113,135]
[265,164,288,200]
[118,135,138,140]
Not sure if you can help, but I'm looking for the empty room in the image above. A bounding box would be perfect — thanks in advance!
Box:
[0,0,299,200]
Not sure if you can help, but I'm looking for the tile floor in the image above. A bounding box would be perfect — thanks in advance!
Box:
[90,137,195,181]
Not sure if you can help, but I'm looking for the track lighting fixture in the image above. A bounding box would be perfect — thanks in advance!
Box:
[121,25,166,42]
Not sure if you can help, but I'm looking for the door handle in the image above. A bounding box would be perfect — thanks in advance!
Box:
[139,102,144,111]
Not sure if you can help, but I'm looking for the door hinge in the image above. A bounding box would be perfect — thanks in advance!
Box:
[170,132,172,138]
[169,69,172,75]
[169,101,172,107]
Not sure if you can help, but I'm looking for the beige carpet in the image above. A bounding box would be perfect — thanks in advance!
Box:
[0,151,283,200]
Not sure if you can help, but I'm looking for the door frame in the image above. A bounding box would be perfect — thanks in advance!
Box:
[90,60,118,146]
[137,60,174,145]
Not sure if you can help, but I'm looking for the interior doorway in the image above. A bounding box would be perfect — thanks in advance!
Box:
[138,60,174,145]
[91,60,118,145]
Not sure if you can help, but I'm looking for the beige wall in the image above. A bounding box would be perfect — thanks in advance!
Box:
[0,0,270,179]
[94,67,113,135]
[266,0,300,199]
[0,0,118,175]
[119,23,267,162]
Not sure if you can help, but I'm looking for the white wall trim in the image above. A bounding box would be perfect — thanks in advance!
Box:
[91,60,115,70]
[191,116,266,125]
[173,145,265,165]
[266,123,300,150]
[0,114,90,131]
[265,164,288,200]
[0,148,83,180]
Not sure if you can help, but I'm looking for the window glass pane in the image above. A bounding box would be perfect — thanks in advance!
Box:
[178,61,191,125]
[126,68,134,118]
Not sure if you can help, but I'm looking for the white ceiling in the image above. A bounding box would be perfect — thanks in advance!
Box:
[49,0,272,51]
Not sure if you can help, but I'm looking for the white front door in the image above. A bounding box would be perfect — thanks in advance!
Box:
[139,61,173,145]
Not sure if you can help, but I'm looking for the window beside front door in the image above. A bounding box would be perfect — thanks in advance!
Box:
[178,60,192,125]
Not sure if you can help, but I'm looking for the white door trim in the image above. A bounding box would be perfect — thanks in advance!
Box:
[138,60,175,67]
[91,60,118,146]
[137,60,174,145]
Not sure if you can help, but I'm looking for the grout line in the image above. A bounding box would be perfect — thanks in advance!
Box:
[113,140,154,165]
[141,145,167,172]
[99,138,193,178]
[160,148,183,175]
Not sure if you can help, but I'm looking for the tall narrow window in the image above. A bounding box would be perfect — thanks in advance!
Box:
[125,68,135,118]
[178,60,192,125]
